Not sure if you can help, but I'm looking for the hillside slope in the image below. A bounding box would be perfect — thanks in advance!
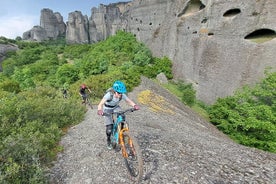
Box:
[49,77,276,183]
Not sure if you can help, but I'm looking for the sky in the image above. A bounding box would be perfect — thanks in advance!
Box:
[0,0,130,39]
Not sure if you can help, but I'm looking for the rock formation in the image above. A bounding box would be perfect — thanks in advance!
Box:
[22,26,48,42]
[88,3,126,43]
[66,11,89,44]
[0,43,18,71]
[23,9,66,41]
[22,0,276,104]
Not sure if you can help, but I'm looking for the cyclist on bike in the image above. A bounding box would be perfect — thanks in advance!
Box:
[62,83,69,98]
[97,80,140,149]
[79,84,92,104]
[62,88,68,98]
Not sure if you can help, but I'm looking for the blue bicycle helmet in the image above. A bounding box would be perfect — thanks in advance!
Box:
[112,80,127,94]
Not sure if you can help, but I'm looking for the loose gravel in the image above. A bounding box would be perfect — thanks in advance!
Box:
[49,77,276,184]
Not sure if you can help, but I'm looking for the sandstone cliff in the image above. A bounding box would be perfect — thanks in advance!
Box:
[22,0,276,104]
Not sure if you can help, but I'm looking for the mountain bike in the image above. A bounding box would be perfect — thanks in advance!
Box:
[82,93,93,109]
[103,108,143,183]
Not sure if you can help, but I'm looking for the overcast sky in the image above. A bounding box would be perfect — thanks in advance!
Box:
[0,0,130,39]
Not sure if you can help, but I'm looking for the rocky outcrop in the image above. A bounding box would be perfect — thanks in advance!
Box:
[0,44,18,71]
[65,2,129,43]
[66,11,89,44]
[40,8,66,39]
[22,26,48,41]
[23,9,66,41]
[88,3,126,43]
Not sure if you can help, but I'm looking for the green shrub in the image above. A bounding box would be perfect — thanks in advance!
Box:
[0,86,85,183]
[56,64,79,85]
[0,78,20,93]
[176,81,196,106]
[209,71,276,153]
[143,56,173,79]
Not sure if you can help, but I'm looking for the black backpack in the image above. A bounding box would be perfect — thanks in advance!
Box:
[105,87,122,102]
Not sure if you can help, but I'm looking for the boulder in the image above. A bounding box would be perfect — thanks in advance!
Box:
[0,43,18,71]
[22,26,48,41]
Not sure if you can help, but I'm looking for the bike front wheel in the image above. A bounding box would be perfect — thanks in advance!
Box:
[122,132,143,183]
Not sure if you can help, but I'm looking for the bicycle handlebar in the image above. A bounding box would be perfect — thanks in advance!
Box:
[102,108,137,116]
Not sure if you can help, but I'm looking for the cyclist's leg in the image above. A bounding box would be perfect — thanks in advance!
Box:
[103,108,114,149]
[106,124,113,145]
[81,93,86,104]
[83,93,88,103]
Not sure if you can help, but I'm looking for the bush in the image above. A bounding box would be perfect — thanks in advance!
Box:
[209,71,276,153]
[176,81,196,106]
[56,64,79,85]
[0,86,85,183]
[143,57,173,79]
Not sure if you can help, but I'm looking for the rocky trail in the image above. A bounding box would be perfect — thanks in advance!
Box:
[49,77,276,184]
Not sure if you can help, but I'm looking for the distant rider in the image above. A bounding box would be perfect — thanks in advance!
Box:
[79,84,92,104]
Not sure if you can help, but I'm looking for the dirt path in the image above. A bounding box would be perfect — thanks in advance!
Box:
[49,77,276,184]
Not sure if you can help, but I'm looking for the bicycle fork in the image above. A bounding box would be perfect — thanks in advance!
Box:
[119,127,136,158]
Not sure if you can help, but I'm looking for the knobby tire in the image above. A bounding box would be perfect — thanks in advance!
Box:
[122,132,143,183]
[86,98,93,109]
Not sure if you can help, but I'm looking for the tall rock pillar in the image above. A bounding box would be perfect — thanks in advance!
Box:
[66,11,89,44]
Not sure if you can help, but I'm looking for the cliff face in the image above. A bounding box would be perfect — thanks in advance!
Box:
[123,0,276,104]
[66,11,89,44]
[22,0,276,104]
[88,4,123,43]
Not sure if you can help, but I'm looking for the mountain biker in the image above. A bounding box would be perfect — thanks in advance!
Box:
[62,88,68,98]
[97,80,140,149]
[79,84,92,104]
[62,83,69,98]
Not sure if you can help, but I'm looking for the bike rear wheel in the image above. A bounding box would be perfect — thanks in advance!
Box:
[86,98,93,109]
[122,132,143,183]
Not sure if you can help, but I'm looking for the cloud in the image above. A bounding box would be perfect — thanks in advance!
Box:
[0,15,38,39]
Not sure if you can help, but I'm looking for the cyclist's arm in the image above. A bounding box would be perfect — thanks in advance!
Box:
[97,97,107,111]
[125,97,137,107]
[79,91,83,97]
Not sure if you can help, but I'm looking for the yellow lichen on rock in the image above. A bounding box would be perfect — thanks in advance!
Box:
[138,90,175,114]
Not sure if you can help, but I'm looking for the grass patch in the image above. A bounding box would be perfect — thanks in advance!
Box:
[162,81,210,121]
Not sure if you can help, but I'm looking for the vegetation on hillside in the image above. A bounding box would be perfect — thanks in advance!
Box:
[162,72,275,153]
[209,71,276,153]
[0,31,172,183]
